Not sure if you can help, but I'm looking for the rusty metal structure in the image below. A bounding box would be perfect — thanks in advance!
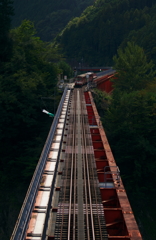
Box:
[84,91,142,240]
[11,86,142,240]
[93,71,116,93]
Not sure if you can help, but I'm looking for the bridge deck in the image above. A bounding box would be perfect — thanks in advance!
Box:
[11,87,142,240]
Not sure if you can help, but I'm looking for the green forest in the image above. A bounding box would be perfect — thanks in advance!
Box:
[0,0,156,239]
[12,0,94,41]
[56,0,156,66]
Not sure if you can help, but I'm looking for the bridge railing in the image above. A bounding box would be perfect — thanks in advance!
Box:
[11,87,69,240]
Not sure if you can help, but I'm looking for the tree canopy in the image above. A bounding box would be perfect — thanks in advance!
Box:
[12,0,94,41]
[55,0,156,66]
[113,42,156,92]
[0,20,63,239]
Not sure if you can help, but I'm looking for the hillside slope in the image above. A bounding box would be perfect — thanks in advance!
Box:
[12,0,94,41]
[55,0,156,66]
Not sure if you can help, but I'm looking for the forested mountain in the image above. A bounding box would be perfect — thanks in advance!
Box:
[55,0,156,66]
[12,0,94,41]
[1,0,156,239]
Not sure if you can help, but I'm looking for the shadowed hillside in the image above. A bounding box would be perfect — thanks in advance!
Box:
[12,0,94,41]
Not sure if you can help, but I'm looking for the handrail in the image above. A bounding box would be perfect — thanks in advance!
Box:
[11,87,69,240]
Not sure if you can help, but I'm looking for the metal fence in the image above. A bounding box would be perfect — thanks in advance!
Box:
[11,87,69,240]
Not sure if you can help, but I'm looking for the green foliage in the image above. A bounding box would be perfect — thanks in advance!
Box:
[113,42,156,92]
[0,20,62,239]
[121,5,156,65]
[0,20,60,175]
[55,0,156,66]
[58,61,73,78]
[105,89,156,187]
[92,88,112,118]
[11,0,156,66]
[12,0,94,41]
[103,43,156,193]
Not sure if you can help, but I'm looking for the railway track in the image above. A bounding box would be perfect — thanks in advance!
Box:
[54,89,108,240]
[11,85,142,240]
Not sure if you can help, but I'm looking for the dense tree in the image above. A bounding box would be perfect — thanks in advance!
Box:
[55,0,156,66]
[12,0,94,41]
[121,6,156,65]
[58,61,73,78]
[0,20,62,239]
[113,42,156,92]
[0,20,60,178]
[105,89,156,187]
[92,88,111,118]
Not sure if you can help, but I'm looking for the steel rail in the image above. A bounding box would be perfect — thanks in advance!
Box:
[80,90,96,240]
[73,147,77,240]
[11,87,69,240]
[80,90,90,239]
[55,88,107,239]
[83,90,106,240]
[77,89,85,240]
[82,128,90,239]
[68,89,77,240]
[58,95,73,239]
[58,90,76,239]
[72,90,77,240]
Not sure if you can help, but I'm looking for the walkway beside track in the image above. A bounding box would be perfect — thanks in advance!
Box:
[11,87,71,240]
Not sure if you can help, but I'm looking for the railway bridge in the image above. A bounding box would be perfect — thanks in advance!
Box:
[11,86,142,240]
